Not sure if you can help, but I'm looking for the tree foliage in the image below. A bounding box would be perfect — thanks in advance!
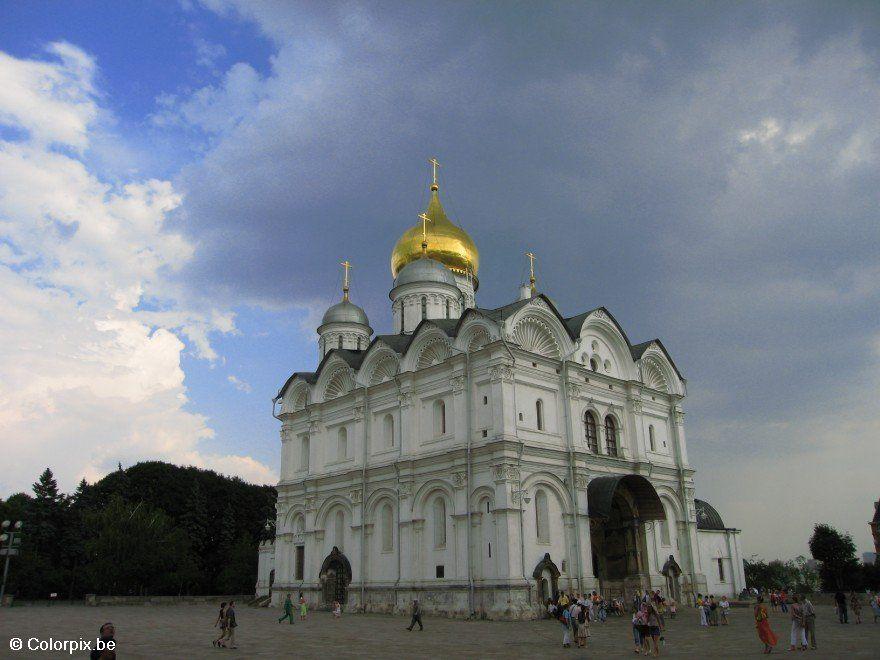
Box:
[0,463,275,599]
[808,523,860,590]
[744,555,820,592]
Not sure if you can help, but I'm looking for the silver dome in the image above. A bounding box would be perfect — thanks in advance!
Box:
[321,299,370,326]
[393,257,457,287]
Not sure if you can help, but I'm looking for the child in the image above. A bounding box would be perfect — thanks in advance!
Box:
[299,592,307,621]
[668,597,677,619]
[332,600,342,618]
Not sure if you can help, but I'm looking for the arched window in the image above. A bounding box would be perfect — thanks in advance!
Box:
[381,503,393,552]
[337,335,343,350]
[648,425,656,452]
[334,509,345,550]
[383,414,394,448]
[604,416,618,457]
[421,296,427,320]
[535,489,549,542]
[433,399,446,436]
[300,435,310,472]
[445,299,451,319]
[589,357,598,372]
[584,411,598,453]
[659,511,671,546]
[536,399,544,430]
[433,497,446,548]
[357,336,361,350]
[337,427,348,461]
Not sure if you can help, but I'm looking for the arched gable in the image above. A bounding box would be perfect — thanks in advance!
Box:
[356,343,401,387]
[505,299,573,359]
[400,326,452,373]
[283,505,306,531]
[576,310,637,380]
[281,380,311,414]
[314,356,356,403]
[470,485,496,510]
[454,315,499,353]
[638,344,684,396]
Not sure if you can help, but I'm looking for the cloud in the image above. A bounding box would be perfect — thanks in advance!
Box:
[227,374,252,393]
[195,38,226,68]
[0,43,275,494]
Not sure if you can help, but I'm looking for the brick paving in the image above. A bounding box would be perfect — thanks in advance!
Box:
[0,603,878,658]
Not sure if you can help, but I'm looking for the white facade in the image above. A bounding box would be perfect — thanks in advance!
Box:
[260,187,745,618]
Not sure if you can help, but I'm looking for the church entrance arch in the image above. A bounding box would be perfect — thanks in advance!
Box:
[319,546,352,606]
[587,475,666,600]
[532,553,560,605]
[661,555,682,604]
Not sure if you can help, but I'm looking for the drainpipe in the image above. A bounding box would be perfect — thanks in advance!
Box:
[359,385,370,612]
[560,359,585,594]
[393,377,404,609]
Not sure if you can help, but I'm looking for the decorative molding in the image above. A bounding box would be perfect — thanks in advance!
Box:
[489,364,514,383]
[349,489,363,504]
[568,383,581,399]
[452,471,467,488]
[450,375,466,394]
[304,496,318,511]
[314,530,325,543]
[492,463,520,483]
[591,309,608,320]
[398,391,413,409]
[353,405,364,421]
[574,474,589,490]
[672,406,685,425]
[398,481,413,499]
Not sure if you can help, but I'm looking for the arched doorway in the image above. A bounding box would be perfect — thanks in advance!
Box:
[587,475,666,600]
[319,546,352,606]
[661,555,682,604]
[532,553,560,606]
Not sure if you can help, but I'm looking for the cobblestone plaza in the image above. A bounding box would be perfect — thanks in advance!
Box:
[1,603,878,658]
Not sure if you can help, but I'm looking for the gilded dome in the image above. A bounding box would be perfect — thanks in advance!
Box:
[390,186,479,283]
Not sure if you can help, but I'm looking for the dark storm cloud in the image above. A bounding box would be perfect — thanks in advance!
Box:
[169,0,880,557]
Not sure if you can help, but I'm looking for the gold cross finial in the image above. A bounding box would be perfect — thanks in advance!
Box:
[418,212,432,255]
[428,157,441,190]
[525,251,537,294]
[340,260,352,301]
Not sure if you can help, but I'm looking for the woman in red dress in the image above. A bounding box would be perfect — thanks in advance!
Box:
[755,595,778,654]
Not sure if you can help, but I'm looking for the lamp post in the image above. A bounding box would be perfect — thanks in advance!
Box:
[0,520,23,606]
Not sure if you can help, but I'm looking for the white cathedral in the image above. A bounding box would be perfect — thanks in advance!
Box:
[256,166,745,618]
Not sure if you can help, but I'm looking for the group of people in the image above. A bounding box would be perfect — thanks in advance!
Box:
[695,594,730,626]
[546,589,672,655]
[211,601,238,649]
[753,593,817,653]
[277,593,308,624]
[833,589,874,624]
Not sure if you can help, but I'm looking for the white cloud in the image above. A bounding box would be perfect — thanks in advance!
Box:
[0,44,274,494]
[227,374,252,393]
[195,38,226,68]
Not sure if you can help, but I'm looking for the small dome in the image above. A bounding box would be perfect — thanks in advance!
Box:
[321,299,370,327]
[394,257,457,287]
[694,499,726,530]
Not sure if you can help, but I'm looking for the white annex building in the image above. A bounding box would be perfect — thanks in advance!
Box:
[256,166,745,618]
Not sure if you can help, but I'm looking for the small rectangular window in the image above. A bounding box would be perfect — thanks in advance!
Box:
[482,395,488,405]
[518,412,523,421]
[295,545,305,581]
[481,429,487,438]
[717,558,725,582]
[488,542,492,557]
[436,565,445,579]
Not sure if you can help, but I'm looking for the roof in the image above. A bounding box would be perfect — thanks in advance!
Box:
[320,299,370,327]
[694,498,726,530]
[393,257,457,287]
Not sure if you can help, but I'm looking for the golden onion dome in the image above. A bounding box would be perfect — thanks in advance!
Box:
[390,184,479,284]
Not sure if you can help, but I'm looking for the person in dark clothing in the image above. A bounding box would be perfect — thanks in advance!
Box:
[278,594,295,624]
[835,591,848,624]
[89,622,116,660]
[406,599,423,631]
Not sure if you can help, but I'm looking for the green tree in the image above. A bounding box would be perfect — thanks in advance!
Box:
[808,523,859,590]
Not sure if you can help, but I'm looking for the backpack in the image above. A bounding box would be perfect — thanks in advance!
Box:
[578,607,587,624]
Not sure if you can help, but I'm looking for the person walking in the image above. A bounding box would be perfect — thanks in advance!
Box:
[560,602,573,648]
[754,595,778,654]
[212,602,228,648]
[224,601,238,650]
[850,592,862,624]
[870,593,880,623]
[788,595,807,651]
[708,595,719,626]
[406,599,423,631]
[802,596,817,650]
[332,600,342,619]
[576,599,589,648]
[646,600,662,657]
[278,594,295,625]
[632,607,645,654]
[299,592,307,621]
[719,595,730,625]
[834,590,848,623]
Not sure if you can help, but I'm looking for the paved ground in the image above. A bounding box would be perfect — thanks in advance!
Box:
[0,603,878,658]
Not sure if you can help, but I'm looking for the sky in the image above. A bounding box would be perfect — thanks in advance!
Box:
[0,0,878,560]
